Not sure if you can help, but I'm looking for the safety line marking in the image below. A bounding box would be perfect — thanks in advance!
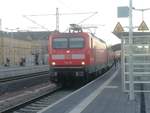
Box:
[104,85,118,88]
[38,67,118,113]
[68,69,119,113]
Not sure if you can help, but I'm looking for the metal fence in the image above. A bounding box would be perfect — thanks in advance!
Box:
[122,34,150,92]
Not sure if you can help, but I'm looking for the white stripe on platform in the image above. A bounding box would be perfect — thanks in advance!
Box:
[38,67,118,113]
[68,69,119,113]
[105,85,118,88]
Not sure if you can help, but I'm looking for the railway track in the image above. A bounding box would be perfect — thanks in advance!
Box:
[0,69,79,113]
[0,66,111,113]
[0,70,58,112]
[0,70,51,94]
[0,82,59,112]
[2,70,108,113]
[3,88,75,113]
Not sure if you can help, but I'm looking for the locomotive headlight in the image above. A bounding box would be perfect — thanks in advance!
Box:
[81,61,85,65]
[52,62,56,66]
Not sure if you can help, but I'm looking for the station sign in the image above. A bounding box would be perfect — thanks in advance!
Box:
[117,6,129,18]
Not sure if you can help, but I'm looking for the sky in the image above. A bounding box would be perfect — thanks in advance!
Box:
[0,0,150,45]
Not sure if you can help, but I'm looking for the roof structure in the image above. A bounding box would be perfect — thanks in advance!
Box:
[0,31,51,40]
[113,32,150,39]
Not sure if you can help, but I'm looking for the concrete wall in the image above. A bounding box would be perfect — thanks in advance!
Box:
[0,36,48,66]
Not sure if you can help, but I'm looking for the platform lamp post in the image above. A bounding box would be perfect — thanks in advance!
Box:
[128,0,134,100]
[118,0,134,100]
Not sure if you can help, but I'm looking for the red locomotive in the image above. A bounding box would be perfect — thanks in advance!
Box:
[48,27,114,86]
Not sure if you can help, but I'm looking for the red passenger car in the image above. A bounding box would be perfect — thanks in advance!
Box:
[48,31,114,85]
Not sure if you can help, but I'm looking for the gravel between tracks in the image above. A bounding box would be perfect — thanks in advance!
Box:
[0,82,57,112]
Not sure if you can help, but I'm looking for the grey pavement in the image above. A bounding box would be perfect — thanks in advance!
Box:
[0,65,49,79]
[38,66,141,113]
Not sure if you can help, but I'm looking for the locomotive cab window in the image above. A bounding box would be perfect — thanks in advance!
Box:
[69,38,84,48]
[53,38,68,49]
[52,37,84,49]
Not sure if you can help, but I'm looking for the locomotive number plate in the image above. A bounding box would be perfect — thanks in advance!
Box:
[65,54,71,59]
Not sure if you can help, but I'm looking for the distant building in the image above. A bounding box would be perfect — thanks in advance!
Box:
[0,31,51,66]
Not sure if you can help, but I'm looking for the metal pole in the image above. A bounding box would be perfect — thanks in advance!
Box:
[56,8,59,31]
[121,34,125,92]
[142,10,144,21]
[0,19,1,31]
[129,0,135,100]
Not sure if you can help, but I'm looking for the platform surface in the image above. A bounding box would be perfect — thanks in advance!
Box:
[38,66,140,113]
[0,65,49,79]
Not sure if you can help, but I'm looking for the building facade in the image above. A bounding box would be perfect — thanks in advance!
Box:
[0,31,50,66]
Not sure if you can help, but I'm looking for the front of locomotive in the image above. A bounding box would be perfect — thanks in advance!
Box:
[48,32,90,84]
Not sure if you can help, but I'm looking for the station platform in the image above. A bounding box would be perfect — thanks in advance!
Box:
[0,65,49,79]
[38,66,141,113]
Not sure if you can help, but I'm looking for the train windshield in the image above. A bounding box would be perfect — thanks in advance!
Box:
[52,37,84,49]
[69,38,84,48]
[53,38,68,49]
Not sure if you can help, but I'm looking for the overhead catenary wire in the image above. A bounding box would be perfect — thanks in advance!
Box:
[78,12,98,24]
[26,12,98,16]
[23,15,50,31]
[64,12,98,32]
[132,7,150,21]
[24,11,98,32]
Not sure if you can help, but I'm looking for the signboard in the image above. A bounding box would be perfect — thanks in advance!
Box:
[113,22,124,32]
[138,20,149,31]
[118,6,129,18]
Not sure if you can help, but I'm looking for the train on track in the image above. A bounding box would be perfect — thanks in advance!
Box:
[48,25,115,86]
